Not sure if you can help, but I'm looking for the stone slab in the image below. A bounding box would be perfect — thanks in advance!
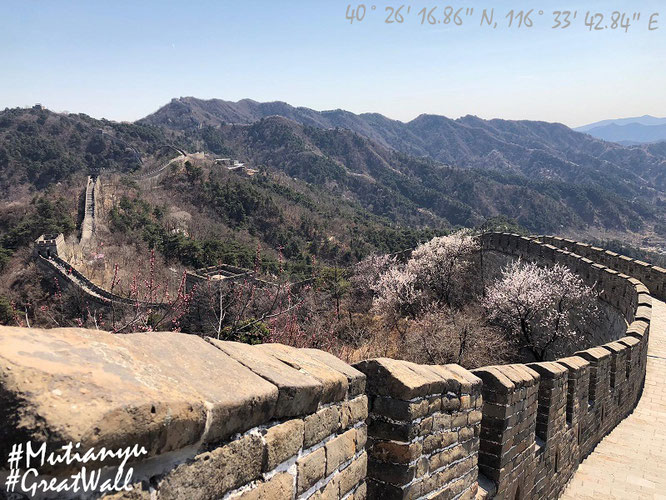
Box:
[207,339,323,417]
[302,348,366,397]
[354,358,445,400]
[256,343,348,403]
[0,328,279,465]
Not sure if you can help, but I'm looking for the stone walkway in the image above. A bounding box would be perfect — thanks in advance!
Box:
[562,298,666,499]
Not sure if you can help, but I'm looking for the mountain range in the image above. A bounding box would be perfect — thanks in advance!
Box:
[576,115,666,145]
[1,99,665,261]
[142,98,666,190]
[142,97,666,209]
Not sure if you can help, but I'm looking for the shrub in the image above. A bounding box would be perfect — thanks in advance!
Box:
[402,306,509,368]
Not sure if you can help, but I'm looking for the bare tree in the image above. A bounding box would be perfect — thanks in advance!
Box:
[403,305,509,369]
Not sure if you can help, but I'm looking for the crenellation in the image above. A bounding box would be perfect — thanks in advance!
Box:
[354,357,481,500]
[4,232,657,499]
[457,233,653,498]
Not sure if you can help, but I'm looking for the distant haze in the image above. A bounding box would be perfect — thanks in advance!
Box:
[576,116,666,145]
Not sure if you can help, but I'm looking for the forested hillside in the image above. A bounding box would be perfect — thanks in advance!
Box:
[143,97,666,194]
[0,105,172,192]
[176,115,660,234]
[0,100,664,338]
[1,102,664,265]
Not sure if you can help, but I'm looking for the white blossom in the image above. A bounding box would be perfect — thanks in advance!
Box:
[484,260,598,361]
[366,230,480,317]
[350,253,395,295]
[372,266,420,318]
[406,230,479,306]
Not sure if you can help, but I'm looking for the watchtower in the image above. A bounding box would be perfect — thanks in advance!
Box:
[34,233,65,258]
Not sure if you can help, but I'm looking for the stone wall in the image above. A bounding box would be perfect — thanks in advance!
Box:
[35,255,165,309]
[33,233,66,258]
[34,249,258,311]
[356,233,651,499]
[353,359,482,499]
[467,233,650,498]
[0,328,368,499]
[80,175,99,247]
[2,233,653,499]
[184,264,260,294]
[537,235,666,302]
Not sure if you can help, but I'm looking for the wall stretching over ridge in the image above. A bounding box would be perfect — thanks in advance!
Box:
[0,233,653,499]
[35,255,166,309]
[80,175,100,247]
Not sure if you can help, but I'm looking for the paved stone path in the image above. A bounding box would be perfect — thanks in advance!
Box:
[79,175,98,247]
[562,298,666,499]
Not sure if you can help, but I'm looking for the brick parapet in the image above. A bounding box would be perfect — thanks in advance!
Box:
[358,233,651,499]
[537,235,666,301]
[9,232,653,499]
[353,358,482,500]
[0,330,368,499]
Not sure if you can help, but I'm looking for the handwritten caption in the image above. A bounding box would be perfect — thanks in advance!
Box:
[345,5,660,32]
[4,442,148,496]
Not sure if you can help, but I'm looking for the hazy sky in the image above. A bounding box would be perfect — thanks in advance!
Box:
[1,0,664,127]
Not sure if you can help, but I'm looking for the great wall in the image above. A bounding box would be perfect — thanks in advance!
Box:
[31,152,259,310]
[80,175,100,248]
[2,231,664,499]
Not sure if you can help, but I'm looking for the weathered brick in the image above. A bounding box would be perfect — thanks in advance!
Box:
[420,415,434,436]
[341,396,369,428]
[369,439,422,464]
[237,472,294,500]
[158,434,263,500]
[442,395,461,412]
[264,419,304,471]
[433,413,452,431]
[352,481,367,500]
[368,459,415,486]
[468,410,483,425]
[458,426,474,442]
[423,433,444,454]
[355,425,368,451]
[304,405,340,447]
[297,447,326,495]
[340,452,368,495]
[326,429,356,475]
[451,413,468,429]
[372,397,430,420]
[311,476,339,500]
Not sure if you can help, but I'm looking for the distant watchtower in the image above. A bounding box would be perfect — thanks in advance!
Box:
[34,233,65,259]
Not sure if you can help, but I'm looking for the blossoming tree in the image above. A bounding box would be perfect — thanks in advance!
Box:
[369,230,480,318]
[483,260,598,361]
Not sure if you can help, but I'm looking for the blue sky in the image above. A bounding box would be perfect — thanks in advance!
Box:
[1,0,664,127]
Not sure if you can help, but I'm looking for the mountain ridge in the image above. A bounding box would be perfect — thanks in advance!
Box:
[1,101,664,251]
[581,122,666,145]
[576,115,666,132]
[140,97,666,194]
